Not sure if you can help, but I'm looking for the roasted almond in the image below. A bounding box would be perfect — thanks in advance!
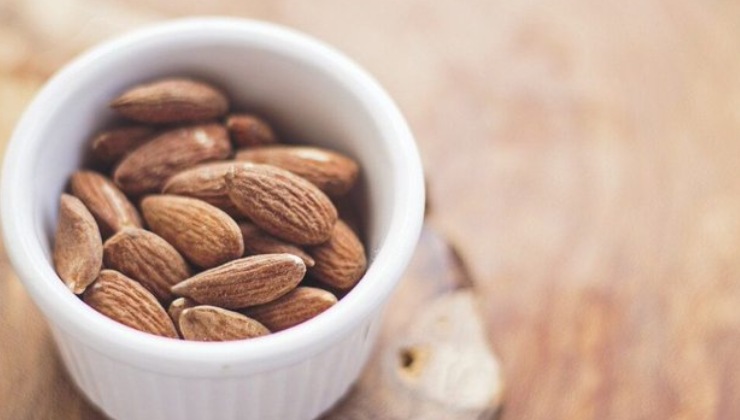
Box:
[83,270,178,338]
[111,78,229,124]
[226,114,277,147]
[309,220,367,290]
[172,254,305,309]
[179,306,270,342]
[141,195,243,268]
[162,161,241,216]
[239,222,314,267]
[53,194,103,294]
[70,170,142,238]
[226,163,337,245]
[236,146,359,196]
[168,297,197,336]
[89,125,155,168]
[113,123,231,196]
[242,287,337,331]
[103,228,192,302]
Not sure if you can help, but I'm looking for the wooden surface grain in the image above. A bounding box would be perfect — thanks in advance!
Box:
[3,0,740,419]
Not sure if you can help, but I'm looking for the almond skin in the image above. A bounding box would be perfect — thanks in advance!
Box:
[110,78,229,124]
[103,228,192,302]
[113,123,232,196]
[53,194,103,294]
[84,270,178,338]
[226,114,277,147]
[239,222,315,267]
[70,170,142,238]
[226,163,338,245]
[89,125,155,168]
[162,162,241,216]
[141,195,244,268]
[168,297,197,336]
[172,254,306,309]
[179,306,270,342]
[309,220,367,290]
[243,287,337,331]
[236,146,359,196]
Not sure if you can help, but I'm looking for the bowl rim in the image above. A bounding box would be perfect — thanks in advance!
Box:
[0,17,424,376]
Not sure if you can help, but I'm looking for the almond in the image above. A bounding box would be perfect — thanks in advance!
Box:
[70,170,142,238]
[89,125,155,168]
[168,297,197,335]
[103,228,192,302]
[309,220,367,290]
[236,146,359,196]
[171,254,305,309]
[110,78,229,124]
[113,123,231,196]
[141,195,244,268]
[179,306,270,342]
[226,163,337,245]
[239,222,315,267]
[162,161,241,216]
[226,114,277,147]
[242,287,337,331]
[53,194,103,294]
[83,270,178,338]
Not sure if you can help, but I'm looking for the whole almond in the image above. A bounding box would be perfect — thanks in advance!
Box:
[113,123,231,196]
[103,228,192,302]
[179,306,270,342]
[172,254,305,309]
[226,163,337,245]
[168,297,197,335]
[89,125,155,167]
[239,222,315,267]
[110,78,229,124]
[84,270,178,338]
[236,146,359,196]
[70,170,142,238]
[309,220,367,290]
[243,287,337,331]
[141,195,244,268]
[162,162,241,216]
[53,194,103,294]
[226,114,277,147]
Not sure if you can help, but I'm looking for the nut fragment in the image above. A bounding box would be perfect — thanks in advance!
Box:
[103,228,191,302]
[239,222,315,267]
[89,125,155,168]
[236,146,359,196]
[111,78,229,124]
[179,306,270,342]
[226,163,337,245]
[162,161,241,216]
[309,220,367,290]
[168,297,197,335]
[226,114,277,147]
[84,270,178,338]
[172,254,305,309]
[114,123,231,196]
[70,170,142,237]
[243,287,337,331]
[53,194,103,294]
[141,195,244,268]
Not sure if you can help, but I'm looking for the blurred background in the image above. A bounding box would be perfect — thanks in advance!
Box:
[2,0,740,419]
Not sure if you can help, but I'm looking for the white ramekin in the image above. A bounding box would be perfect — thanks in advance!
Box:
[1,18,424,420]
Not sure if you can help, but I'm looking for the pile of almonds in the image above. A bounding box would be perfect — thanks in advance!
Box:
[53,78,367,342]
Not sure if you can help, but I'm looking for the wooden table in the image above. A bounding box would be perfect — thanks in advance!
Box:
[3,0,740,418]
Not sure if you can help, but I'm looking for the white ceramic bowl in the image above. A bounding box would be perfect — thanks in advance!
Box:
[1,18,424,420]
